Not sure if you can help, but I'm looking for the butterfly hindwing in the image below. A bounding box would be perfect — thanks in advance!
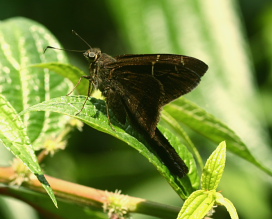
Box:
[106,71,163,136]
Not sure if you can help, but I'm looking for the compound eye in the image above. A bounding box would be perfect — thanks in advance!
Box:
[83,49,100,63]
[88,52,97,60]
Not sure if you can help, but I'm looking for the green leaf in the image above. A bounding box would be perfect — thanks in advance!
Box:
[177,190,216,219]
[0,94,57,207]
[0,16,79,208]
[21,95,198,198]
[164,98,272,175]
[178,142,238,218]
[201,141,226,191]
[31,62,88,96]
[0,17,74,148]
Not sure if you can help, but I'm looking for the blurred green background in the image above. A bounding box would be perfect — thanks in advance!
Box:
[0,0,272,219]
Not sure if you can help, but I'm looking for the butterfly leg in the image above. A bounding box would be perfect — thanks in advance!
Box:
[66,75,93,116]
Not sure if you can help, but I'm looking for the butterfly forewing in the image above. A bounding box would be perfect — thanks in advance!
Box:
[114,54,208,77]
[107,54,208,106]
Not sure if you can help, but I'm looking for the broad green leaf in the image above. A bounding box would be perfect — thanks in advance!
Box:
[201,141,226,191]
[177,190,215,219]
[22,95,198,198]
[0,17,74,149]
[164,98,272,175]
[31,62,88,96]
[0,94,57,207]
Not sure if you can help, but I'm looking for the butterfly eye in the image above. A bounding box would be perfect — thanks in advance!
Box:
[84,50,97,62]
[88,52,96,58]
[88,52,97,61]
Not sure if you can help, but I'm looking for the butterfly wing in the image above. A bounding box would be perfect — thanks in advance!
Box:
[104,54,208,135]
[106,71,163,136]
[112,54,208,105]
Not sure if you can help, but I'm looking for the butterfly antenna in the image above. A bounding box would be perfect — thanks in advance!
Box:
[43,46,85,53]
[44,30,92,53]
[72,30,92,49]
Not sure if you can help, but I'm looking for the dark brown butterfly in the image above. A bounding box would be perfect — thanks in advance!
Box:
[82,50,207,177]
[45,33,208,177]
